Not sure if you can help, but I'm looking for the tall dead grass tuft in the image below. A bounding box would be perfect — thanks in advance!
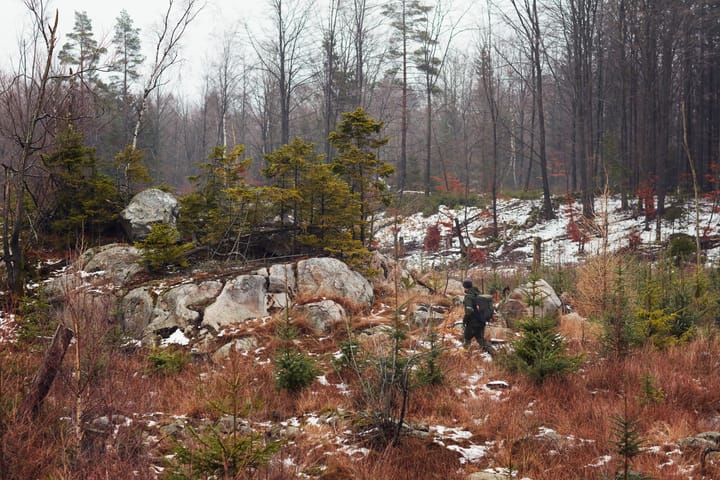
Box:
[559,312,603,345]
[574,253,637,318]
[338,437,464,479]
[0,409,65,479]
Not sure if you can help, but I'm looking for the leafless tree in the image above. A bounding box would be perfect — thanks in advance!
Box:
[412,0,461,195]
[504,0,555,219]
[0,0,58,295]
[555,0,600,218]
[249,0,314,148]
[478,25,502,235]
[131,0,202,149]
[210,30,245,148]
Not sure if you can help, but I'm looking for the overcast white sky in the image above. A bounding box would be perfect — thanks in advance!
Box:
[1,0,266,98]
[2,0,484,99]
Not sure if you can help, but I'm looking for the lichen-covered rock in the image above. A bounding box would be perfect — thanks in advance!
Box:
[266,263,296,293]
[79,243,145,286]
[146,281,223,333]
[296,258,373,307]
[499,278,562,328]
[44,244,144,301]
[120,287,154,335]
[202,275,268,330]
[679,431,720,451]
[120,188,178,241]
[212,337,259,362]
[296,299,346,334]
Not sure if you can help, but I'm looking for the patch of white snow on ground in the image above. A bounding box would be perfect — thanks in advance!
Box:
[162,329,190,346]
[587,454,612,468]
[446,443,490,464]
[374,196,720,271]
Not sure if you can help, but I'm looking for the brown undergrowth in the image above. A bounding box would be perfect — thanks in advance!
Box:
[3,271,720,479]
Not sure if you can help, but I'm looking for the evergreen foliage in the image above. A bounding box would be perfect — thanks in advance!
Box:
[177,145,257,255]
[273,314,319,394]
[638,374,664,406]
[58,10,106,85]
[109,10,143,92]
[329,108,394,245]
[114,145,151,203]
[41,124,121,243]
[667,233,697,264]
[499,317,581,383]
[634,263,695,348]
[166,344,283,479]
[146,346,189,375]
[610,405,651,480]
[273,347,320,393]
[135,222,193,273]
[600,260,638,358]
[263,137,364,263]
[165,427,281,480]
[414,328,445,387]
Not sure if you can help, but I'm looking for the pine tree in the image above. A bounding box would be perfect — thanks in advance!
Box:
[381,0,432,192]
[177,145,256,255]
[58,11,106,87]
[263,137,364,263]
[610,398,650,480]
[41,124,120,244]
[499,317,581,383]
[329,108,394,245]
[135,222,193,273]
[110,9,144,146]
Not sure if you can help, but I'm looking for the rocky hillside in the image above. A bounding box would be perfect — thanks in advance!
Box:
[2,194,720,479]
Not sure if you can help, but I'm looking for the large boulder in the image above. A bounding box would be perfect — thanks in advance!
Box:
[120,287,155,335]
[202,275,268,330]
[679,431,720,451]
[146,281,223,334]
[295,299,347,334]
[45,244,144,301]
[79,243,145,286]
[256,263,296,294]
[499,278,562,328]
[296,258,373,307]
[120,188,178,241]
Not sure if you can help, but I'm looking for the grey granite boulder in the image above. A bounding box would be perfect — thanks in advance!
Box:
[120,188,178,241]
[202,275,268,330]
[296,257,373,307]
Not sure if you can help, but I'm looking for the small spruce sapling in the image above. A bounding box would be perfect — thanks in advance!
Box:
[166,358,281,479]
[272,310,319,394]
[610,397,651,480]
[135,222,193,273]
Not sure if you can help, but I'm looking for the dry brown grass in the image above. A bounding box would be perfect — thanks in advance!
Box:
[574,253,641,319]
[5,264,720,479]
[559,312,603,344]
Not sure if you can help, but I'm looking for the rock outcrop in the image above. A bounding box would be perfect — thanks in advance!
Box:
[296,257,373,306]
[42,244,376,350]
[120,188,178,241]
[498,278,562,328]
[202,275,269,331]
[295,299,347,334]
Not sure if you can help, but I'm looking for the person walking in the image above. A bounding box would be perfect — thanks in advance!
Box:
[462,279,495,354]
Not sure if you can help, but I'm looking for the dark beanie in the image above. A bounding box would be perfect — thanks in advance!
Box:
[462,279,473,289]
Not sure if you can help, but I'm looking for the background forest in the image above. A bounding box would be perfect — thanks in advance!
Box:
[2,0,719,268]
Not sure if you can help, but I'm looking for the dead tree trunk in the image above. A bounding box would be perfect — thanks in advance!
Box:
[17,325,74,420]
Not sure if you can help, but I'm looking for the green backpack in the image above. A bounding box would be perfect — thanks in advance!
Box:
[466,290,493,324]
[474,294,493,324]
